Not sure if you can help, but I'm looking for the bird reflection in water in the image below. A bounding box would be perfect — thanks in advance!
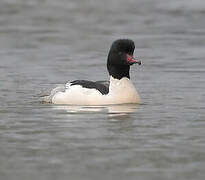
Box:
[53,104,139,119]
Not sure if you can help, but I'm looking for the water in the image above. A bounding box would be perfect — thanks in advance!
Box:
[0,0,205,179]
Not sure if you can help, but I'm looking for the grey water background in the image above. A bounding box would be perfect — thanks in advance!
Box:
[0,0,205,179]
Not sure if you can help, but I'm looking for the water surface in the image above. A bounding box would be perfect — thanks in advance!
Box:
[0,0,205,180]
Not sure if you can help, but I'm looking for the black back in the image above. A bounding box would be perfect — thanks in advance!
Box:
[70,80,109,95]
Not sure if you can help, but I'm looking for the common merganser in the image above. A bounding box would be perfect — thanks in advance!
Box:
[43,39,141,105]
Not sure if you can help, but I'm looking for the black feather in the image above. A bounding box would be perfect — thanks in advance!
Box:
[70,80,109,95]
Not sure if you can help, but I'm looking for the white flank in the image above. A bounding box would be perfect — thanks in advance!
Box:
[51,76,140,105]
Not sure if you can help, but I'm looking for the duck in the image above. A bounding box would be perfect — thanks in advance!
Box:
[43,39,141,105]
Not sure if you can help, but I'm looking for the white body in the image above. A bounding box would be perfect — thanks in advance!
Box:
[51,76,140,105]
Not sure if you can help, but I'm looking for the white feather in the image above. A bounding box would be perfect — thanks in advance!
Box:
[51,76,140,105]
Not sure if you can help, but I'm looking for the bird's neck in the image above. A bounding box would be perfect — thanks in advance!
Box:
[107,65,130,80]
